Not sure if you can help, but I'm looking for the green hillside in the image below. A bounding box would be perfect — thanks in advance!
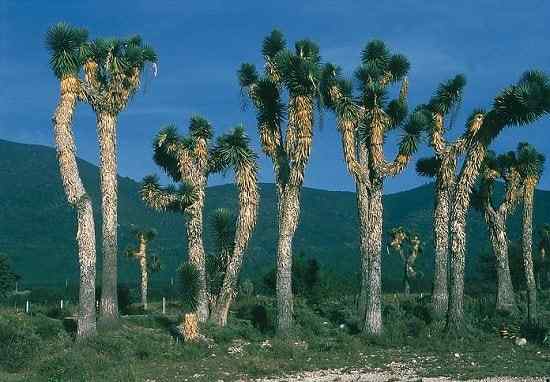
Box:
[1,139,549,288]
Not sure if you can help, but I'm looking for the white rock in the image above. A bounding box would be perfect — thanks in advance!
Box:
[515,337,527,346]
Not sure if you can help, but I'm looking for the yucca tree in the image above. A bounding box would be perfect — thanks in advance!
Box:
[124,226,158,310]
[321,40,424,335]
[516,143,545,322]
[177,262,201,342]
[206,208,236,307]
[147,117,214,321]
[238,30,322,333]
[46,22,97,338]
[209,127,259,326]
[389,227,423,295]
[538,224,550,289]
[80,36,157,320]
[446,72,550,332]
[415,75,471,318]
[472,150,522,313]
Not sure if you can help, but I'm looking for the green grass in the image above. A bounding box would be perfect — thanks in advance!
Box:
[0,292,549,381]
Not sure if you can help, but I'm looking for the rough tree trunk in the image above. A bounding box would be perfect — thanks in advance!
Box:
[432,185,450,318]
[486,216,516,313]
[52,76,97,338]
[186,175,209,322]
[363,182,383,336]
[522,183,538,322]
[447,141,486,333]
[98,112,119,321]
[356,180,370,322]
[276,185,300,334]
[139,254,148,310]
[181,313,199,342]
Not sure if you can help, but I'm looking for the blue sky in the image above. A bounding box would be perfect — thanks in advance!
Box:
[1,0,549,192]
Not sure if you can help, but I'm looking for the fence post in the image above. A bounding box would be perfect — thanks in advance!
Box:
[162,297,166,315]
[60,299,64,310]
[25,300,30,313]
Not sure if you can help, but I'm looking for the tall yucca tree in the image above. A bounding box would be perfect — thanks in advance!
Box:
[389,227,422,295]
[149,117,213,321]
[238,30,321,333]
[446,72,550,332]
[472,150,522,313]
[321,40,424,335]
[415,74,470,318]
[209,127,259,326]
[516,143,545,322]
[81,36,157,320]
[124,226,158,310]
[46,22,97,338]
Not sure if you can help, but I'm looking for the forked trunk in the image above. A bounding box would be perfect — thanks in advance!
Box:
[486,215,516,313]
[363,182,383,336]
[522,182,537,322]
[447,141,486,333]
[213,166,258,326]
[186,176,209,322]
[98,112,119,321]
[276,185,300,334]
[52,76,96,338]
[432,184,450,318]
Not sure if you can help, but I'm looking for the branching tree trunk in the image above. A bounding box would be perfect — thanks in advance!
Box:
[52,76,97,338]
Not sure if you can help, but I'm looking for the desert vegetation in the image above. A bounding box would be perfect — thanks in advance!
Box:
[0,22,549,381]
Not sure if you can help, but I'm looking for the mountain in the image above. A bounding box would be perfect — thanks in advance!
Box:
[1,139,549,288]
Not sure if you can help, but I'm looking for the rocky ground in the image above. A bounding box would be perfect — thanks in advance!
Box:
[253,367,548,382]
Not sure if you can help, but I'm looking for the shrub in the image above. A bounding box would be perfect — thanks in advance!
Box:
[0,313,41,372]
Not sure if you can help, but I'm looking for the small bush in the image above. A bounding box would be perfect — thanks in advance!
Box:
[0,313,41,372]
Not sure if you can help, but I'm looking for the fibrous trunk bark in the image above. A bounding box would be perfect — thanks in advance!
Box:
[186,174,209,322]
[447,142,486,333]
[486,215,516,313]
[363,182,383,336]
[432,184,449,318]
[139,254,148,310]
[52,76,97,338]
[181,313,199,342]
[276,185,300,334]
[98,112,119,321]
[356,180,370,322]
[522,183,537,322]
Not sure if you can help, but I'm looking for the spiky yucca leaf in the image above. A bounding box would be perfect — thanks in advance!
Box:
[262,29,286,59]
[386,99,408,129]
[429,74,467,115]
[149,255,162,273]
[481,71,550,143]
[189,115,213,141]
[210,126,258,174]
[361,40,390,68]
[153,125,186,182]
[46,22,88,79]
[178,262,201,313]
[416,156,441,178]
[140,175,197,213]
[238,63,259,88]
[388,54,410,83]
[517,142,545,180]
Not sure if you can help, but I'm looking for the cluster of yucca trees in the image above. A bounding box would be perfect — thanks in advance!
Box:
[389,227,423,295]
[139,121,259,331]
[46,22,157,337]
[416,73,550,330]
[47,21,550,340]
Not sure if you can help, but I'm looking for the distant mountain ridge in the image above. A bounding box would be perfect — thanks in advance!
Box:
[1,138,549,287]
